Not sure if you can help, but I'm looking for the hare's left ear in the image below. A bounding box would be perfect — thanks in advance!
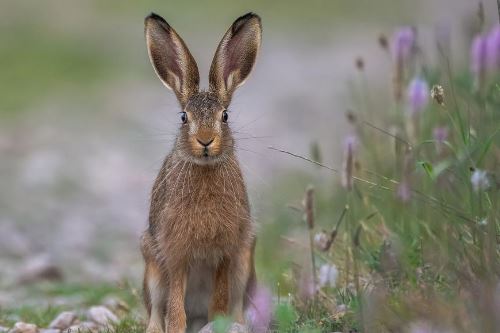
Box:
[209,13,262,106]
[145,13,199,108]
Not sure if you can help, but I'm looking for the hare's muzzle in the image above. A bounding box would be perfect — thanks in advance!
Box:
[188,129,221,159]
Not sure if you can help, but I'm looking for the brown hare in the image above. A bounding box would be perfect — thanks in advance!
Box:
[141,12,262,333]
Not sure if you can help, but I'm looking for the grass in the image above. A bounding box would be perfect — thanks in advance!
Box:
[1,3,499,333]
[253,6,500,332]
[0,282,143,331]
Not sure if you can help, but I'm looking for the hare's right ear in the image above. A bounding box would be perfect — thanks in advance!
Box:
[145,13,199,107]
[209,13,262,107]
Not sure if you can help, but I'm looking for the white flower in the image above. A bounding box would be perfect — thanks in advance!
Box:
[314,231,330,251]
[471,169,491,192]
[318,264,338,288]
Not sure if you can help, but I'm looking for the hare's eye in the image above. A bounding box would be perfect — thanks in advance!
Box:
[181,112,188,124]
[222,110,228,123]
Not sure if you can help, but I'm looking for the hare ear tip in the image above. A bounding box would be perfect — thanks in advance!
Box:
[238,12,261,23]
[145,12,169,26]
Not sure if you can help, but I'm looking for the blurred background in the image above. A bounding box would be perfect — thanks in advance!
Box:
[0,0,498,316]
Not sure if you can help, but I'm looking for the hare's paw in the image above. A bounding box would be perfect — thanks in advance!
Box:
[146,322,163,333]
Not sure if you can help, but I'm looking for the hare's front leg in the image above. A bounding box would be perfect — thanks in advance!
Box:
[166,264,188,333]
[208,259,230,320]
[229,244,254,323]
[144,261,166,333]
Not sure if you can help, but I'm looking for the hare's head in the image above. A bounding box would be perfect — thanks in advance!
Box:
[145,12,261,165]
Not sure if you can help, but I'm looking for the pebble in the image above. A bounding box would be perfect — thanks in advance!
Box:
[7,322,38,333]
[40,330,61,333]
[87,306,118,326]
[63,322,98,333]
[48,311,77,330]
[0,326,9,333]
[17,255,63,285]
[198,322,249,333]
[103,296,129,314]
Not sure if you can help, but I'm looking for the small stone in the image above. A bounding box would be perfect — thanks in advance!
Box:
[40,329,61,333]
[102,297,129,314]
[63,322,98,333]
[49,311,77,330]
[8,322,38,333]
[0,326,9,333]
[198,322,249,333]
[87,306,118,326]
[17,255,63,285]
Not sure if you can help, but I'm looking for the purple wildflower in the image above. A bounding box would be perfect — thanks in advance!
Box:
[247,285,273,333]
[392,27,416,102]
[487,25,500,70]
[392,27,416,62]
[471,34,488,90]
[397,151,413,203]
[407,77,429,115]
[341,135,358,191]
[433,126,448,154]
[397,180,411,203]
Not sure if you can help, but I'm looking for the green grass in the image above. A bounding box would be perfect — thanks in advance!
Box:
[0,282,143,331]
[253,11,500,333]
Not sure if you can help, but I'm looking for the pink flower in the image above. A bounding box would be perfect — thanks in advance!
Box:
[392,27,416,63]
[397,180,411,202]
[247,285,273,333]
[433,126,449,143]
[487,25,500,71]
[433,126,448,154]
[471,34,488,90]
[407,78,429,115]
[397,151,413,203]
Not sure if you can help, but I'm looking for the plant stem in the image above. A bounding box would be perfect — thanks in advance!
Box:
[497,0,500,23]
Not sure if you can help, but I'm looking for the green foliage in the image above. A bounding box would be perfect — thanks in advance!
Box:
[213,316,233,333]
[275,303,298,332]
[0,305,64,327]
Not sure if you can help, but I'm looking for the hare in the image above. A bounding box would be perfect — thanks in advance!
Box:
[141,12,262,333]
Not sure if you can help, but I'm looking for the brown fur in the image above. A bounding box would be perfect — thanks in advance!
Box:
[142,12,262,333]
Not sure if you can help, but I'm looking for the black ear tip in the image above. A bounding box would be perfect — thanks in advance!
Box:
[232,12,261,33]
[238,12,261,23]
[145,12,169,26]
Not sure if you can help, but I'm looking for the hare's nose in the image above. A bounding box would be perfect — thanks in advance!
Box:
[196,138,214,147]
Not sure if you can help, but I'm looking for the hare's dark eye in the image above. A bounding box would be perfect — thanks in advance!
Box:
[181,112,187,124]
[222,110,228,123]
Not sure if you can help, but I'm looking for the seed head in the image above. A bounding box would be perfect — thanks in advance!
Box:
[430,84,445,106]
[345,110,357,124]
[314,231,330,252]
[341,135,358,191]
[378,33,389,50]
[304,186,315,229]
[355,57,365,71]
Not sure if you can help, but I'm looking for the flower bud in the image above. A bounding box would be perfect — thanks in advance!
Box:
[471,34,487,91]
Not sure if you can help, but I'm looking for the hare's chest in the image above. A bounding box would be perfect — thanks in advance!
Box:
[161,161,250,257]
